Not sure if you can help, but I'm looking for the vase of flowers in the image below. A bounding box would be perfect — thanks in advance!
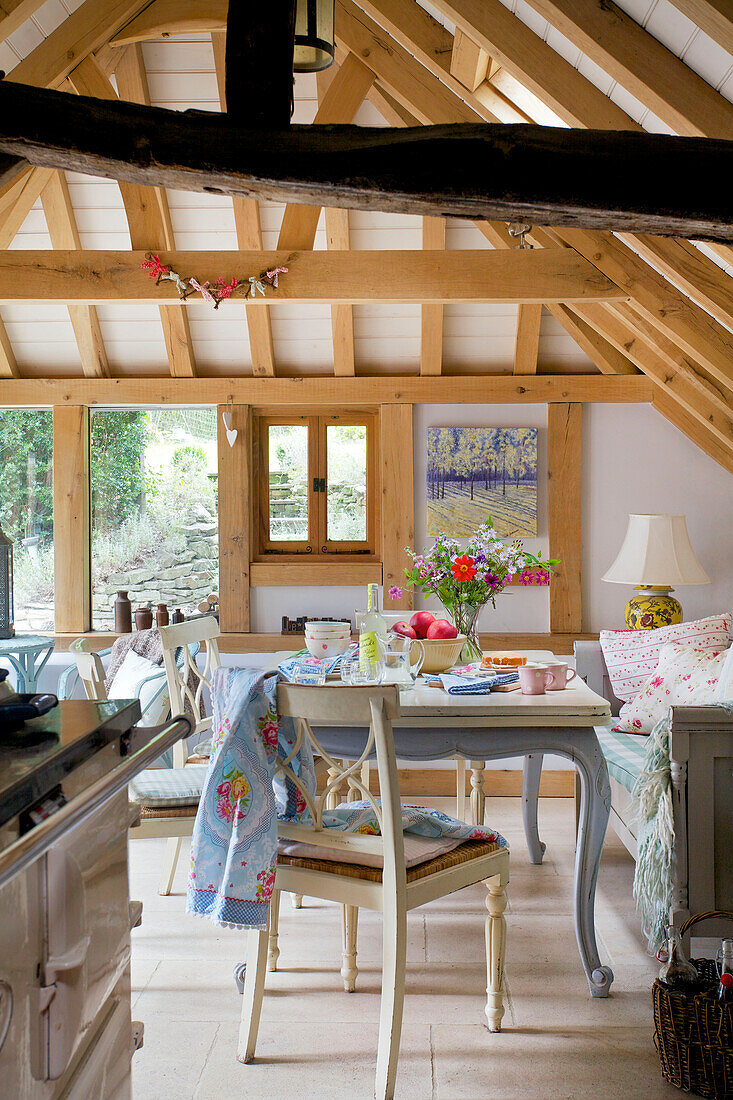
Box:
[392,521,557,662]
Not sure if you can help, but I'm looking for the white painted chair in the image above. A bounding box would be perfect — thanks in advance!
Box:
[239,683,509,1100]
[140,615,222,894]
[68,632,210,895]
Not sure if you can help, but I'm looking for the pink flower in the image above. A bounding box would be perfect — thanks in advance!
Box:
[388,586,403,600]
[650,675,664,688]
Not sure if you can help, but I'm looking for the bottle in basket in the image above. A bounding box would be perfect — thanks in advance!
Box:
[717,938,733,1003]
[658,925,698,988]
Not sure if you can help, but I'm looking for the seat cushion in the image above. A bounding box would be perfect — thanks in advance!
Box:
[278,837,504,884]
[129,764,208,808]
[595,725,648,794]
[278,832,463,869]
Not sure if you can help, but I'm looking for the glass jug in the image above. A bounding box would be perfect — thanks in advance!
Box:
[379,633,425,688]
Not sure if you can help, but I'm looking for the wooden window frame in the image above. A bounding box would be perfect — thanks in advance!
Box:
[253,408,379,564]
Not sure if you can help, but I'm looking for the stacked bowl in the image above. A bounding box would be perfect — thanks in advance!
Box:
[304,620,352,659]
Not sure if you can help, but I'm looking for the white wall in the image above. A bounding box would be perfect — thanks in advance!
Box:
[584,404,733,631]
[252,401,733,634]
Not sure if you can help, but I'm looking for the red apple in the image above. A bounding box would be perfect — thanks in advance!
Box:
[426,619,458,640]
[409,611,435,638]
[391,621,417,640]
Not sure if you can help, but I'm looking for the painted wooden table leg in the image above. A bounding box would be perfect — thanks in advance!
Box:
[455,757,467,820]
[469,761,485,826]
[485,875,507,1032]
[522,753,546,864]
[573,732,614,997]
[341,903,359,992]
[157,836,182,896]
[267,888,281,972]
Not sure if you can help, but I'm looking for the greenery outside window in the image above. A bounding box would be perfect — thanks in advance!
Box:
[91,408,219,629]
[0,409,53,631]
[256,412,376,560]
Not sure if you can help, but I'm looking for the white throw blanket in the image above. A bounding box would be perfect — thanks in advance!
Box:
[633,647,733,952]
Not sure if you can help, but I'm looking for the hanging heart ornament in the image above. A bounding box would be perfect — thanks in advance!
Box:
[222,410,238,447]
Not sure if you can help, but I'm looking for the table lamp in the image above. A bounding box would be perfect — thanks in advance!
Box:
[602,514,710,629]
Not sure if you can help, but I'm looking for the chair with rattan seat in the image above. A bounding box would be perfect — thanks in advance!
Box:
[238,682,509,1100]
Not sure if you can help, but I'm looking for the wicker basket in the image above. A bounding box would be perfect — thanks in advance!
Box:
[654,911,733,1098]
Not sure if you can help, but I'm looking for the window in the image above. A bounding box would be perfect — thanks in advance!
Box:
[0,409,53,631]
[90,409,219,629]
[256,412,376,559]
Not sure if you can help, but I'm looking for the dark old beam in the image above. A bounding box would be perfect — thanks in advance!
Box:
[2,82,733,238]
[224,0,296,125]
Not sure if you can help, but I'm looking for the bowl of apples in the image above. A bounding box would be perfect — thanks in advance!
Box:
[391,612,465,674]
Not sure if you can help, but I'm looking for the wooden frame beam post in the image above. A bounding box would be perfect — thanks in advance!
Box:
[380,404,414,613]
[420,216,445,375]
[548,402,582,634]
[217,403,251,631]
[513,303,542,375]
[53,405,90,633]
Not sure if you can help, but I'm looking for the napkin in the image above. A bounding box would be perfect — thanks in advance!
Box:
[277,645,357,683]
[438,671,519,695]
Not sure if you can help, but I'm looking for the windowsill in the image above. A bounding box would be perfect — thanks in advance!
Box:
[249,562,382,586]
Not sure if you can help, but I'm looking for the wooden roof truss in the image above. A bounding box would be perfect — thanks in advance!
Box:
[0,0,730,474]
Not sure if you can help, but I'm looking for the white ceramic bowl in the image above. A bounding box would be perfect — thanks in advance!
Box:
[305,635,351,659]
[420,635,466,674]
[305,620,351,634]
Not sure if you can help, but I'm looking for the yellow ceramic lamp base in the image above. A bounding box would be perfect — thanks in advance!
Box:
[624,585,683,630]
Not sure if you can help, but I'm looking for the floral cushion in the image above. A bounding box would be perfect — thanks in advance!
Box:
[600,613,731,702]
[613,642,729,734]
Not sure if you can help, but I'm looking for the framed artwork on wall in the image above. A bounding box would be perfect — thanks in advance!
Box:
[427,427,538,538]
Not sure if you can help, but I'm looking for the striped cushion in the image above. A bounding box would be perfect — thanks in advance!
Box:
[595,725,648,794]
[129,765,208,808]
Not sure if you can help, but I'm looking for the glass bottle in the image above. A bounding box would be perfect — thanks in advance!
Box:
[359,583,387,669]
[718,939,733,1004]
[658,925,699,988]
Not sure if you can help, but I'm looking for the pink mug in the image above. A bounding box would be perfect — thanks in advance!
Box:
[545,663,578,691]
[518,665,553,695]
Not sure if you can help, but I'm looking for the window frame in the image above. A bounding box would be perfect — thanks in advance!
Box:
[254,409,378,563]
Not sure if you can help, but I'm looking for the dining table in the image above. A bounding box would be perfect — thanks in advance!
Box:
[313,652,615,998]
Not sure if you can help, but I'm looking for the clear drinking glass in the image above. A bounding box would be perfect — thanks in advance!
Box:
[341,653,384,685]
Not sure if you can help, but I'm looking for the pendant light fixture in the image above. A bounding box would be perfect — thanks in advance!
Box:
[293,0,335,72]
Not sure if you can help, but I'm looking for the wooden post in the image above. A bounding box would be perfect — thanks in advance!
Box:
[53,405,90,633]
[380,404,414,612]
[217,403,251,632]
[225,0,296,127]
[548,402,582,634]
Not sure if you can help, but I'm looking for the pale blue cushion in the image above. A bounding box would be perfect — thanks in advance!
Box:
[129,765,208,808]
[595,725,648,794]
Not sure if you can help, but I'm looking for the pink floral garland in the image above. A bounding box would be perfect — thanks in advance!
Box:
[141,253,288,310]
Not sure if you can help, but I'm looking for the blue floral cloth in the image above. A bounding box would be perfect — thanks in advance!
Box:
[186,667,316,930]
[438,671,519,694]
[187,667,508,931]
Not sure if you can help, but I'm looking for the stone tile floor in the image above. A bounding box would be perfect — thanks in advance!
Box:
[130,796,678,1099]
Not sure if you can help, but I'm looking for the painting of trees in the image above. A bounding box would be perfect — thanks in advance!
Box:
[426,427,537,537]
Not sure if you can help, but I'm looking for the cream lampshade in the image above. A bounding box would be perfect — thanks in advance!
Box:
[602,514,710,629]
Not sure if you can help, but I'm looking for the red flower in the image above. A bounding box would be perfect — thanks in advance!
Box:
[451,555,477,582]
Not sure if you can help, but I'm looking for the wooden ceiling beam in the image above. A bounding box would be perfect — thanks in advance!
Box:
[667,1,733,58]
[525,0,733,139]
[212,30,275,377]
[0,165,54,250]
[0,0,47,47]
[450,28,489,92]
[420,217,445,376]
[573,302,733,451]
[546,304,638,376]
[40,172,109,378]
[0,248,627,305]
[344,0,521,123]
[0,375,652,406]
[277,52,375,250]
[68,53,196,378]
[653,388,733,475]
[0,316,18,377]
[513,304,542,375]
[5,0,152,90]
